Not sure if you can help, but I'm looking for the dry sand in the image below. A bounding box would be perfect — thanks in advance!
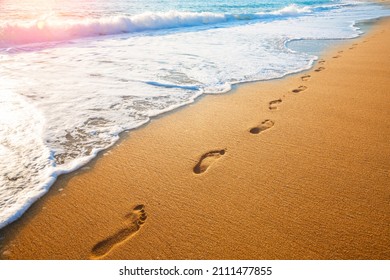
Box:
[0,16,390,260]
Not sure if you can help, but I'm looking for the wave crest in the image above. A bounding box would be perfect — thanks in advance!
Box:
[0,5,313,47]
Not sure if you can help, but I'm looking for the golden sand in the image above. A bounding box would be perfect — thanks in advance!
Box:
[1,17,389,260]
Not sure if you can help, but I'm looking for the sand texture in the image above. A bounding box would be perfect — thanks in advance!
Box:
[0,17,389,260]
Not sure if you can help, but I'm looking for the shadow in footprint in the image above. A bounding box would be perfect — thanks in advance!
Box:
[301,75,311,81]
[315,67,325,72]
[250,120,274,134]
[349,43,358,49]
[292,85,307,94]
[269,99,282,110]
[91,204,147,258]
[193,150,225,174]
[333,55,341,58]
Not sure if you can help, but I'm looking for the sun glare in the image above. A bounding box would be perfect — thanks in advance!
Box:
[37,20,45,30]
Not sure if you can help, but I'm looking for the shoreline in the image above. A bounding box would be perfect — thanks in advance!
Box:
[1,15,390,259]
[0,15,375,231]
[0,0,386,231]
[0,17,358,231]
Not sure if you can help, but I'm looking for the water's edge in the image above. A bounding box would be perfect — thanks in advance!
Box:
[0,16,385,235]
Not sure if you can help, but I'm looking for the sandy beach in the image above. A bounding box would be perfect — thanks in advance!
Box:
[1,14,390,259]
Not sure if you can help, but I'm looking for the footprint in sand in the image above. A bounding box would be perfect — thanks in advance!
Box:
[349,43,358,49]
[193,149,225,174]
[314,67,325,72]
[250,120,274,134]
[292,85,307,94]
[318,59,326,65]
[333,55,341,58]
[301,75,311,81]
[91,204,147,258]
[269,99,282,110]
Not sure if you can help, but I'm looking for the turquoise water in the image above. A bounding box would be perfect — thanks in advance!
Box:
[0,0,341,19]
[0,0,389,228]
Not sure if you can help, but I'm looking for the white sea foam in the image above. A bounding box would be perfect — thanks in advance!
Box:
[0,84,55,228]
[0,1,390,229]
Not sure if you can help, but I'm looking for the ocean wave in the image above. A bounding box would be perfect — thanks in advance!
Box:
[0,4,315,47]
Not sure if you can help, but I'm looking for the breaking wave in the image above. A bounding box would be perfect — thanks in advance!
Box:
[0,5,315,47]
